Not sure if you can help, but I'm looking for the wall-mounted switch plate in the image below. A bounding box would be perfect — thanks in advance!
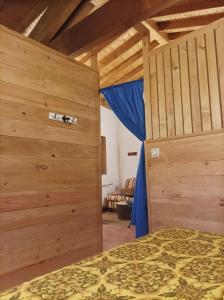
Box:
[48,112,78,124]
[151,148,160,158]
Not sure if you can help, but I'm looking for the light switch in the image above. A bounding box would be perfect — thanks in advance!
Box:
[48,112,77,124]
[151,148,160,158]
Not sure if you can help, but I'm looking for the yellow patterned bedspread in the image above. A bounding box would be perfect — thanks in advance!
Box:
[0,229,224,300]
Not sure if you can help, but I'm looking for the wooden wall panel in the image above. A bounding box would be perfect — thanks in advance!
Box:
[146,17,224,140]
[0,25,101,289]
[145,131,224,234]
[143,19,224,235]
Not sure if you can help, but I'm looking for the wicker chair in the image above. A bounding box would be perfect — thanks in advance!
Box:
[106,178,135,211]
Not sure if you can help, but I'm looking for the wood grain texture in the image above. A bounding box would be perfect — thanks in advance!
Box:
[146,17,224,140]
[145,131,224,234]
[29,0,82,42]
[142,34,152,139]
[50,0,184,56]
[0,25,101,285]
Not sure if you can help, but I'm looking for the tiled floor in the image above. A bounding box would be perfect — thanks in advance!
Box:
[102,211,135,251]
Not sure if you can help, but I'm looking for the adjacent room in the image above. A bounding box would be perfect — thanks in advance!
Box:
[0,0,224,299]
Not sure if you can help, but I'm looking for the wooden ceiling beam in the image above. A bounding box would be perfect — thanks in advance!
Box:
[143,20,169,44]
[29,0,82,43]
[156,0,224,18]
[55,0,95,38]
[158,13,224,32]
[0,0,47,33]
[50,0,185,56]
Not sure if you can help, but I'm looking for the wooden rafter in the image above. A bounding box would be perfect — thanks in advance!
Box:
[50,0,185,56]
[29,0,82,43]
[55,0,95,38]
[0,0,47,33]
[143,20,169,44]
[158,13,224,32]
[155,0,224,19]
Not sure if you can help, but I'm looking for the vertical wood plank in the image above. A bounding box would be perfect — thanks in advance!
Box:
[142,34,153,139]
[215,27,224,128]
[144,142,152,233]
[164,49,175,137]
[206,30,222,130]
[179,42,192,134]
[142,34,152,230]
[171,46,183,135]
[156,53,167,138]
[188,38,202,133]
[196,34,212,132]
[150,55,160,139]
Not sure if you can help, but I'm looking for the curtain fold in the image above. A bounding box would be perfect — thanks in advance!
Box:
[101,79,149,238]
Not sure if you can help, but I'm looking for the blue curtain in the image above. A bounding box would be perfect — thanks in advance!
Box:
[101,79,149,238]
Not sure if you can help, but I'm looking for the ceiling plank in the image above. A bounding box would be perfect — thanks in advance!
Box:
[50,0,185,56]
[111,64,143,87]
[100,40,158,86]
[143,20,169,44]
[156,0,224,18]
[158,13,224,32]
[29,0,82,43]
[100,49,143,86]
[98,28,158,69]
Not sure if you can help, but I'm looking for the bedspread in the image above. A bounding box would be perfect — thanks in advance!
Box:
[0,228,224,300]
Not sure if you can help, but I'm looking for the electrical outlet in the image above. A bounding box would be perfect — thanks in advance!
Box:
[151,148,160,158]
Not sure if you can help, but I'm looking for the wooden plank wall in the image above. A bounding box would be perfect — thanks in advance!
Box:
[144,18,224,234]
[145,132,224,234]
[0,25,101,289]
[146,17,224,140]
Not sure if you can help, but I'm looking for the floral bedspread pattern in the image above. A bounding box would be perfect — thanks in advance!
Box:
[1,229,224,300]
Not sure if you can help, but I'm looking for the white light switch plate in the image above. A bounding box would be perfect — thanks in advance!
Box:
[151,148,160,158]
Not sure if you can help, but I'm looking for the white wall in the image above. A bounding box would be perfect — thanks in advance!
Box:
[100,106,142,204]
[118,122,141,187]
[100,107,120,204]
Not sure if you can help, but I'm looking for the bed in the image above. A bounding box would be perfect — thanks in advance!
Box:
[0,228,224,300]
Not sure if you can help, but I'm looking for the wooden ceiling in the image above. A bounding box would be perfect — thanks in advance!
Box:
[0,0,224,90]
